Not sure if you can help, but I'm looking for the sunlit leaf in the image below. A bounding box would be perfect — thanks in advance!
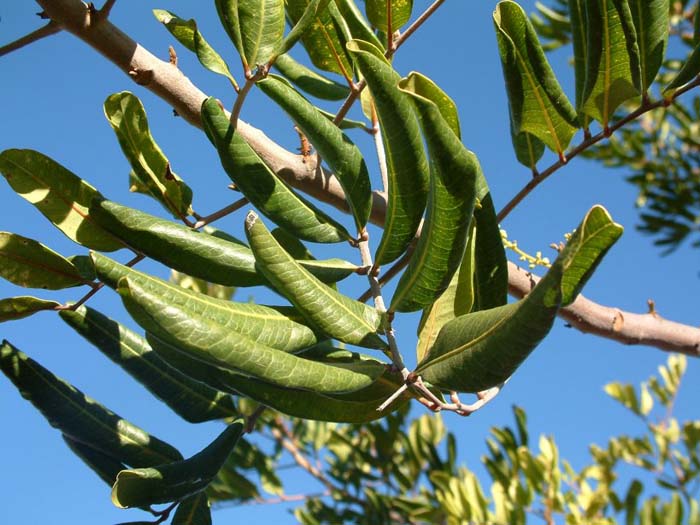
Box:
[273,53,350,100]
[628,0,669,93]
[365,0,413,33]
[0,232,89,289]
[0,296,60,323]
[0,340,182,467]
[276,0,331,59]
[245,211,388,349]
[104,92,193,219]
[201,98,352,243]
[112,421,245,508]
[334,0,385,50]
[59,306,238,423]
[347,39,430,265]
[0,149,123,251]
[494,1,578,155]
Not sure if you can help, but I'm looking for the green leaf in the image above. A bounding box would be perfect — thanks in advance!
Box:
[245,211,388,349]
[91,252,322,353]
[104,92,193,219]
[0,340,182,467]
[416,205,622,392]
[390,73,478,312]
[285,0,354,78]
[334,0,385,50]
[117,276,385,394]
[112,420,245,508]
[258,74,372,231]
[273,53,350,100]
[568,0,591,129]
[215,0,285,72]
[0,296,60,322]
[153,9,238,89]
[580,0,641,127]
[365,0,413,33]
[494,1,578,155]
[628,0,669,93]
[90,200,356,286]
[0,232,89,289]
[201,97,352,243]
[276,0,331,59]
[172,493,212,525]
[62,435,128,488]
[0,149,124,251]
[664,45,700,95]
[347,39,430,265]
[59,305,238,423]
[152,335,408,423]
[510,125,545,171]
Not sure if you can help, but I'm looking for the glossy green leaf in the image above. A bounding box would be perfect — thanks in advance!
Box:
[201,98,352,243]
[365,0,413,33]
[276,0,331,59]
[117,277,385,394]
[91,252,322,353]
[347,39,430,265]
[285,0,354,77]
[416,205,623,392]
[258,75,372,231]
[0,232,89,289]
[0,340,182,466]
[63,435,128,488]
[59,306,238,423]
[628,0,669,93]
[569,0,588,111]
[334,0,385,50]
[390,73,477,312]
[494,1,578,155]
[215,0,285,72]
[273,53,350,100]
[153,9,238,89]
[0,296,60,322]
[112,420,245,508]
[104,92,193,219]
[510,125,545,171]
[245,211,387,349]
[580,0,641,127]
[152,334,407,423]
[91,200,356,286]
[0,149,123,251]
[664,45,700,95]
[172,493,213,525]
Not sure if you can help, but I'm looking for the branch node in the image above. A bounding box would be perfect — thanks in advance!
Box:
[128,67,154,86]
[168,45,178,67]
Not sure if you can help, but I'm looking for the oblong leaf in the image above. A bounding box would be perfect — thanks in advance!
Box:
[245,211,388,349]
[104,92,193,219]
[273,53,350,100]
[416,205,623,392]
[0,149,124,251]
[628,0,668,93]
[90,200,357,286]
[365,0,413,33]
[117,277,385,394]
[0,296,60,323]
[151,334,408,423]
[0,232,89,289]
[59,306,238,423]
[334,0,385,50]
[153,9,238,89]
[580,0,641,127]
[172,493,212,525]
[390,73,478,312]
[346,39,430,265]
[258,74,372,230]
[91,252,322,353]
[0,340,182,467]
[493,1,578,155]
[276,0,331,59]
[201,98,352,243]
[112,420,245,508]
[285,0,354,77]
[664,46,700,96]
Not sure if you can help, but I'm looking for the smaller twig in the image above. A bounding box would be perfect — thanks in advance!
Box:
[245,405,267,433]
[230,70,264,128]
[193,197,249,229]
[390,0,446,58]
[372,111,389,194]
[386,2,394,53]
[99,0,117,19]
[0,21,61,58]
[358,239,416,303]
[333,79,366,126]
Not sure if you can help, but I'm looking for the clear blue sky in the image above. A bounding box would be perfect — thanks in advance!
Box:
[1,2,698,523]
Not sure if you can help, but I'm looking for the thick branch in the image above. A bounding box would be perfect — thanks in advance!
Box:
[34,0,700,357]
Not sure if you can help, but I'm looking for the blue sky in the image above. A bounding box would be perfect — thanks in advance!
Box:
[1,1,699,523]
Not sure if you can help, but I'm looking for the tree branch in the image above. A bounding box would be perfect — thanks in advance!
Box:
[0,20,61,58]
[34,0,700,357]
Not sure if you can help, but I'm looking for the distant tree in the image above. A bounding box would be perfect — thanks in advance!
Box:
[0,1,699,523]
